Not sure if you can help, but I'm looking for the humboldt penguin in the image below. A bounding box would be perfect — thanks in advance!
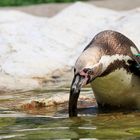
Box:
[69,30,140,117]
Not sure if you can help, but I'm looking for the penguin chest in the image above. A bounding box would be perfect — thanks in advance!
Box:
[91,68,140,108]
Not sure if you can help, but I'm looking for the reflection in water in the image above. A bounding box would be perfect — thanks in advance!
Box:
[0,113,139,139]
[0,88,139,139]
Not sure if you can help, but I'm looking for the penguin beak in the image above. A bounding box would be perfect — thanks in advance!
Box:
[69,74,89,117]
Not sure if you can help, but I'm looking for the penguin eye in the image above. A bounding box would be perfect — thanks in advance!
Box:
[83,68,89,73]
[83,68,93,75]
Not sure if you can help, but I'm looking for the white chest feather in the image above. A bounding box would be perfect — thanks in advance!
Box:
[91,68,140,108]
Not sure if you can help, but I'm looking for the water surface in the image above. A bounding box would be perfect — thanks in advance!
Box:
[0,88,139,139]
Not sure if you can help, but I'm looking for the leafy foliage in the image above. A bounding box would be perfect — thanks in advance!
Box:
[0,0,79,6]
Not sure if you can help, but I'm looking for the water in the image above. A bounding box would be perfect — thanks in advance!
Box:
[0,113,140,139]
[0,88,139,139]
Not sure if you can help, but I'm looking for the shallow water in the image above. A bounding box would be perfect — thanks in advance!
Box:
[0,113,140,139]
[0,88,139,139]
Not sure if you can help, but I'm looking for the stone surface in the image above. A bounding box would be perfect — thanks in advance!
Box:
[1,0,140,17]
[0,2,140,91]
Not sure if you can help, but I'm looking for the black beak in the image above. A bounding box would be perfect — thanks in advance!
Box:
[69,74,84,117]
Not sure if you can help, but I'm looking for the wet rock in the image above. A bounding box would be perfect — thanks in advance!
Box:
[21,101,46,110]
[20,92,96,115]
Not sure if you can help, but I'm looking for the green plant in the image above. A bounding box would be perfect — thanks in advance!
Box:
[0,0,79,6]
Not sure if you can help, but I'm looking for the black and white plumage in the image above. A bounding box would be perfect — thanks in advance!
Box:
[69,30,140,117]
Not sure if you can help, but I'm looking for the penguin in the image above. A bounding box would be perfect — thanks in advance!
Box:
[69,30,140,117]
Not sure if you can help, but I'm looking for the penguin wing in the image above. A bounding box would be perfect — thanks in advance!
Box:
[134,54,140,63]
[130,55,140,77]
[134,64,140,77]
[135,56,140,71]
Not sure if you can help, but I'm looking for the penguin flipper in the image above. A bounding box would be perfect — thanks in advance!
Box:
[130,55,140,77]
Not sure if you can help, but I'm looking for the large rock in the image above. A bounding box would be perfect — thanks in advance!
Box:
[0,2,140,91]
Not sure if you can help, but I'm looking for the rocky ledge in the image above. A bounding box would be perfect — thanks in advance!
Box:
[0,2,140,91]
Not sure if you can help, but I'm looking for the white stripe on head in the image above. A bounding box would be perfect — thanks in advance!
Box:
[99,54,132,72]
[130,46,139,55]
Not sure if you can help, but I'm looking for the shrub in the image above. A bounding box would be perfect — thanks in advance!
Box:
[0,0,79,6]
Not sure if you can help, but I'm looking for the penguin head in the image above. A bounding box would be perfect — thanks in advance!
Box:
[72,48,103,91]
[69,48,103,117]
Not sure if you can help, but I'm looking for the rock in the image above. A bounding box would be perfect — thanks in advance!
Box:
[20,92,96,116]
[0,2,140,91]
[21,100,46,110]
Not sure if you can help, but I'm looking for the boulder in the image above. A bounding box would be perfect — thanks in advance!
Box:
[0,2,140,91]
